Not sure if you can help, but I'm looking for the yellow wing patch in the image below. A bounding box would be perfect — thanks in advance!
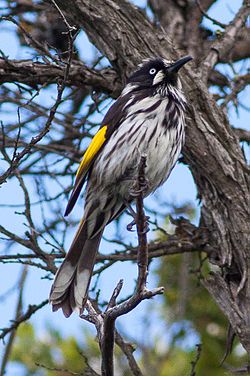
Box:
[76,125,107,178]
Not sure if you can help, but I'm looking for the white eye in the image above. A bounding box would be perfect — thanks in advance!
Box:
[149,68,156,75]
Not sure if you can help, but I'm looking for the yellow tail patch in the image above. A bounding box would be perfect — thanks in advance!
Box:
[76,126,107,178]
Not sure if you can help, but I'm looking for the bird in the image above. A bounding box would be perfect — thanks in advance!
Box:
[49,55,192,317]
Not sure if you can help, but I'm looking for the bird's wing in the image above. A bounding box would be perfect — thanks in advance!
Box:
[64,125,108,216]
[64,94,129,216]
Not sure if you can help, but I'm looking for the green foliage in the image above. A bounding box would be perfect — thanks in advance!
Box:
[10,322,133,375]
[10,322,98,375]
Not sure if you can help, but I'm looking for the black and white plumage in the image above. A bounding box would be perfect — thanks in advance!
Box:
[49,56,192,317]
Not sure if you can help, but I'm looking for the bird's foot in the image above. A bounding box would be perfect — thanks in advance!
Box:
[129,178,149,198]
[126,216,150,233]
[127,219,136,232]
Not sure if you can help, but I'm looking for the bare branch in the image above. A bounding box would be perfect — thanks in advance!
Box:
[134,155,149,294]
[0,26,75,185]
[79,156,163,375]
[0,58,121,97]
[203,0,250,76]
[233,128,250,144]
[0,266,28,374]
[36,361,100,376]
[189,344,202,376]
[221,73,250,108]
[196,0,226,28]
[203,273,250,354]
[115,331,143,376]
[0,82,63,184]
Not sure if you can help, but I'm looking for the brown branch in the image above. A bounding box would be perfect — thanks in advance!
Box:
[36,362,100,376]
[134,155,149,294]
[208,69,229,87]
[0,82,63,184]
[221,73,250,108]
[115,331,144,376]
[98,156,157,376]
[196,0,226,28]
[189,344,202,376]
[0,239,204,262]
[233,128,250,144]
[15,171,45,257]
[0,218,210,268]
[223,363,250,374]
[202,273,250,354]
[80,156,163,376]
[226,28,250,62]
[0,224,34,251]
[0,58,121,97]
[203,0,250,76]
[0,16,56,61]
[83,296,145,376]
[50,0,77,33]
[53,0,167,76]
[198,0,219,12]
[0,25,76,185]
[0,266,28,374]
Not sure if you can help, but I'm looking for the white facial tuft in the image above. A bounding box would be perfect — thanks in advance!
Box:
[153,70,164,85]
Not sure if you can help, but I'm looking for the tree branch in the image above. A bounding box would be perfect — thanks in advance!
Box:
[203,273,250,354]
[203,0,250,76]
[115,331,144,376]
[80,156,164,375]
[0,58,121,97]
[221,73,250,108]
[0,266,28,374]
[233,128,250,144]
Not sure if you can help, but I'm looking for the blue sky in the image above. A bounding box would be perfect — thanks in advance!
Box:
[0,0,249,374]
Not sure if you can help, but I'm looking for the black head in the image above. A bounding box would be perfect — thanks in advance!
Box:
[127,56,192,91]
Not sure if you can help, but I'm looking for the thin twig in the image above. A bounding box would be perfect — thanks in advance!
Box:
[0,300,48,341]
[115,331,144,376]
[221,73,250,108]
[202,0,250,77]
[50,0,77,32]
[190,344,202,376]
[196,0,226,28]
[0,20,75,185]
[0,266,28,375]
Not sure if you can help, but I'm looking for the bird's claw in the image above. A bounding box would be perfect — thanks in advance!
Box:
[129,179,149,198]
[126,216,150,233]
[127,219,136,232]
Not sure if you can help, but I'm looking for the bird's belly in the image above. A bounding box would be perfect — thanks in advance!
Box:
[92,120,184,200]
[144,125,184,193]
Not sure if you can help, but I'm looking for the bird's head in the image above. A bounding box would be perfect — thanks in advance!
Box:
[125,56,192,97]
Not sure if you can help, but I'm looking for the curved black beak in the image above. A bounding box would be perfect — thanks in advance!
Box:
[167,56,192,73]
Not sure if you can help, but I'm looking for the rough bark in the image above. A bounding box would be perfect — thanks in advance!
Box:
[0,58,121,97]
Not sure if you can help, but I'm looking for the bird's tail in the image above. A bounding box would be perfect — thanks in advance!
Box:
[49,219,103,317]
